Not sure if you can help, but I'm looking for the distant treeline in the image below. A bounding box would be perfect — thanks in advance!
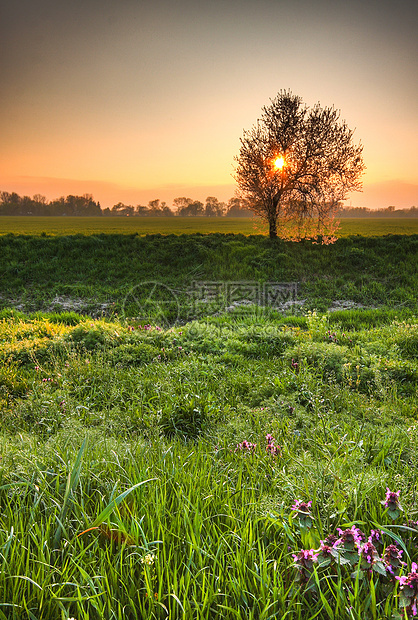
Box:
[0,191,416,217]
[0,192,252,217]
[336,205,418,218]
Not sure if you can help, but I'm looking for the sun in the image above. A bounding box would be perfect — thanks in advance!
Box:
[273,156,285,170]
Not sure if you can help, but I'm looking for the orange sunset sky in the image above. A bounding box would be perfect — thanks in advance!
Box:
[1,0,417,210]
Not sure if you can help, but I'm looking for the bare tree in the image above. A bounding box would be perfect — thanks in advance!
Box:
[234,90,365,239]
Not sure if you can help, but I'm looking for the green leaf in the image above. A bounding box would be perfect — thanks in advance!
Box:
[373,561,387,577]
[91,478,156,528]
[53,437,88,549]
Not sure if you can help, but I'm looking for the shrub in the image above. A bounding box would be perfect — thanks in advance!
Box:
[393,322,418,359]
[285,341,349,382]
[66,324,119,351]
[159,394,215,438]
[107,343,160,367]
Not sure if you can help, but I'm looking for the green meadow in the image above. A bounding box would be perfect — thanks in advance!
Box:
[0,216,418,237]
[0,229,417,619]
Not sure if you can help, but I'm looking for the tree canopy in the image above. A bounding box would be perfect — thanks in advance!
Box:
[234,90,365,239]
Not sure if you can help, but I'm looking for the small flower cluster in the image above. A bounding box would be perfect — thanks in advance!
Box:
[235,434,282,457]
[325,330,338,343]
[290,358,299,371]
[291,499,313,529]
[384,544,404,577]
[137,324,161,331]
[292,499,312,513]
[396,562,418,617]
[382,487,403,520]
[141,553,155,566]
[293,527,405,587]
[278,401,295,415]
[290,489,414,614]
[266,434,281,457]
[157,345,187,361]
[235,440,256,453]
[292,549,318,584]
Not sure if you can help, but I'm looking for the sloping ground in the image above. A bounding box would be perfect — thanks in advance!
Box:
[0,234,417,317]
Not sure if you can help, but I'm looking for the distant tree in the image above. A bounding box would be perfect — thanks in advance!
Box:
[135,205,149,216]
[147,199,174,216]
[225,197,252,217]
[147,199,162,215]
[63,194,101,216]
[111,202,134,216]
[177,199,204,216]
[0,192,21,215]
[204,196,225,217]
[50,196,66,215]
[161,204,174,216]
[173,197,193,215]
[234,90,365,239]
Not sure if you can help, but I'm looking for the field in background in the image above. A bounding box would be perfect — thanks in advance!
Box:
[0,216,418,236]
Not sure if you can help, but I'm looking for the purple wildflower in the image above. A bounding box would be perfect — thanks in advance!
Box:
[316,541,336,566]
[335,526,362,550]
[293,549,318,566]
[382,488,403,520]
[291,500,312,513]
[265,434,282,457]
[368,529,382,546]
[323,534,339,547]
[291,500,313,529]
[235,440,256,453]
[319,541,333,555]
[384,544,404,577]
[396,562,418,617]
[293,549,318,585]
[385,488,401,509]
[404,520,418,530]
[359,541,379,567]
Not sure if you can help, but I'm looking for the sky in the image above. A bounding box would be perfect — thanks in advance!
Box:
[1,0,417,210]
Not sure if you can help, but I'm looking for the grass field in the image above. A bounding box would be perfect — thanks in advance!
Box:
[0,307,417,618]
[0,233,417,317]
[0,216,418,236]
[0,229,417,618]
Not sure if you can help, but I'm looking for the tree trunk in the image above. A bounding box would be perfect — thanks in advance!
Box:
[269,194,280,239]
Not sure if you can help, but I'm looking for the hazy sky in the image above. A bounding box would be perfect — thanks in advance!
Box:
[1,0,417,208]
